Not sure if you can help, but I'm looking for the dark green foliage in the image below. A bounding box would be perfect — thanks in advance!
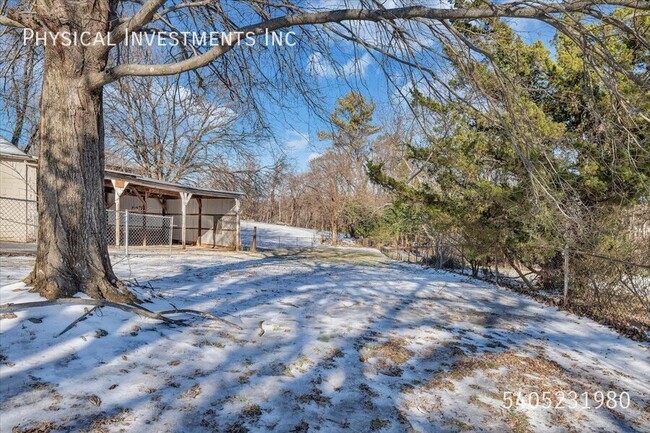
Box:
[367,9,648,279]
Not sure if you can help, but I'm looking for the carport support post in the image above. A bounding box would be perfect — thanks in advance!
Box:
[180,192,192,249]
[124,210,129,256]
[197,197,202,246]
[111,179,128,247]
[235,198,241,251]
[143,191,148,246]
[212,215,217,248]
[24,162,29,242]
[168,218,173,254]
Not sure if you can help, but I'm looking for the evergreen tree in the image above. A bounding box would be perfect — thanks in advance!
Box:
[368,9,649,281]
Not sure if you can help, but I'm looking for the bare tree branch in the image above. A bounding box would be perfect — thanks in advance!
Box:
[89,0,650,88]
[101,0,168,55]
[0,13,25,28]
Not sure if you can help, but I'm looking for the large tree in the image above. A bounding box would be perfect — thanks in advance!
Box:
[316,91,381,242]
[367,11,649,279]
[0,0,647,301]
[104,73,259,183]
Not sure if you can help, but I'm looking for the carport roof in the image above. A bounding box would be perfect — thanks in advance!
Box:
[105,169,244,199]
[0,144,242,199]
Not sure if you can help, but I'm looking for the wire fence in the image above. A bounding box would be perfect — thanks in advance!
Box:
[106,210,174,255]
[242,234,323,251]
[0,198,174,255]
[380,243,650,341]
[0,196,37,243]
[240,225,325,251]
[569,249,649,339]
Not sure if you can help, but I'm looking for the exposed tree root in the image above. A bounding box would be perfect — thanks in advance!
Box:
[0,299,243,331]
[24,272,138,304]
[84,278,139,304]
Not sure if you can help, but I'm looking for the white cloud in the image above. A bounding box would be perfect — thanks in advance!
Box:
[307,152,322,162]
[307,52,331,77]
[286,131,310,152]
[345,53,372,76]
[503,18,555,44]
[308,52,373,78]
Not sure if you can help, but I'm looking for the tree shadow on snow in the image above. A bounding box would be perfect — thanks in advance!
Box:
[0,250,647,433]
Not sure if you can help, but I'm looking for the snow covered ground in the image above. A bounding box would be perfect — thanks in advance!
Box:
[1,246,649,433]
[241,221,322,249]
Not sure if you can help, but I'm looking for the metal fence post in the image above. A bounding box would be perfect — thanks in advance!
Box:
[168,218,174,255]
[563,244,569,304]
[124,210,129,256]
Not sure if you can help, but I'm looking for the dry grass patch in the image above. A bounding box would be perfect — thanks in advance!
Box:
[442,308,492,325]
[285,355,314,376]
[359,336,414,376]
[420,342,466,364]
[297,387,331,407]
[467,394,491,410]
[83,408,133,433]
[359,383,379,398]
[551,411,581,433]
[238,370,255,384]
[441,417,473,431]
[425,351,565,393]
[370,418,390,430]
[225,421,249,433]
[217,331,248,345]
[324,347,344,361]
[505,410,532,433]
[290,421,310,433]
[360,337,414,364]
[241,403,262,420]
[11,421,61,433]
[414,350,640,432]
[196,340,225,348]
[181,383,202,400]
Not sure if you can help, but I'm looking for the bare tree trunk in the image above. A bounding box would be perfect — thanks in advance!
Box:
[24,3,134,303]
[11,46,35,147]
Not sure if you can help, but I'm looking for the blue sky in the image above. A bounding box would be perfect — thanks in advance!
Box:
[0,11,558,174]
[268,17,557,172]
[262,57,395,171]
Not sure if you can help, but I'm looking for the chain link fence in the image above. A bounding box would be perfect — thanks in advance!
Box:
[241,224,323,251]
[0,200,173,255]
[0,196,37,243]
[568,250,650,339]
[106,210,174,254]
[242,235,322,250]
[380,243,650,340]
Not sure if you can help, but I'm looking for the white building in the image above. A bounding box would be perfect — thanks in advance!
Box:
[0,138,242,249]
[0,138,37,243]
